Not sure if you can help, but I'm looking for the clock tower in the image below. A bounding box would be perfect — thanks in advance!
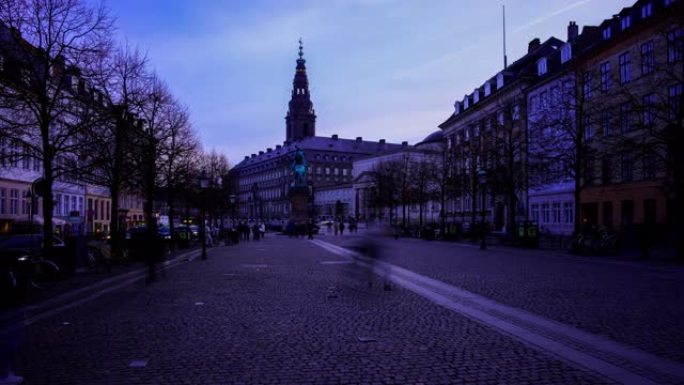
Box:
[286,39,316,141]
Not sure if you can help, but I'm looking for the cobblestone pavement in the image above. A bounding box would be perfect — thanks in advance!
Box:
[322,232,684,364]
[11,235,614,384]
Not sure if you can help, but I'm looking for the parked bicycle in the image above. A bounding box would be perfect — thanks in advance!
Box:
[572,227,620,255]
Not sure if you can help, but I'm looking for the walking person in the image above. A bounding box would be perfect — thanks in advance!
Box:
[259,222,266,239]
[252,223,260,241]
[339,221,345,235]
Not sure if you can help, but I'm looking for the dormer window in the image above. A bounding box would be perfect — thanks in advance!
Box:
[560,44,572,64]
[641,2,652,18]
[603,27,611,40]
[463,95,469,109]
[621,15,631,30]
[496,73,504,89]
[537,58,547,76]
[473,89,480,103]
[454,101,460,115]
[484,82,491,96]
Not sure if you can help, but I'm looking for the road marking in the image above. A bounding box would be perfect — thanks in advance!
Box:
[312,239,684,385]
[320,260,353,265]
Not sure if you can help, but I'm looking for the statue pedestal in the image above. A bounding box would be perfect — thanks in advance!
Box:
[289,186,310,225]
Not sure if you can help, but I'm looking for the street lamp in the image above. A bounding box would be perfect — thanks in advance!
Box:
[228,194,236,227]
[199,170,209,260]
[477,168,488,250]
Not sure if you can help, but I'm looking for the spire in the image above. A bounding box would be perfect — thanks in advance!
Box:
[286,38,316,141]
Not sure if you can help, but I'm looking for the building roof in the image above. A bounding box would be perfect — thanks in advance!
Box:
[416,130,443,146]
[233,135,405,170]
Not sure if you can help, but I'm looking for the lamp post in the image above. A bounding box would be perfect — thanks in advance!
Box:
[199,170,209,260]
[228,194,236,228]
[477,169,488,250]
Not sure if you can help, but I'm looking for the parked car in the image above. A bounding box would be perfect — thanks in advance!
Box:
[0,233,67,270]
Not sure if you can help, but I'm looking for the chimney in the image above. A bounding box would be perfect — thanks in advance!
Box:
[284,140,291,146]
[251,154,256,158]
[276,145,282,150]
[528,38,541,53]
[401,141,408,147]
[567,21,578,42]
[379,139,386,144]
[258,151,264,155]
[332,134,338,140]
[356,137,362,142]
[244,156,249,160]
[267,148,272,152]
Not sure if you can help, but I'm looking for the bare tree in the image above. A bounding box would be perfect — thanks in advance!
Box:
[85,44,148,253]
[0,0,113,254]
[157,101,200,246]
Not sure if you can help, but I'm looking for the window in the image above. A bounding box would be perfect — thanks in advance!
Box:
[551,86,560,106]
[600,61,611,91]
[106,201,110,220]
[10,189,19,215]
[620,103,632,133]
[63,195,69,216]
[333,168,339,175]
[619,52,631,84]
[668,28,683,63]
[55,194,62,216]
[21,145,29,169]
[640,40,655,76]
[583,72,592,99]
[621,15,631,30]
[561,44,572,63]
[642,93,656,126]
[563,202,574,223]
[643,151,656,179]
[316,167,321,174]
[512,104,520,120]
[602,110,612,136]
[669,83,682,119]
[541,203,550,223]
[21,191,29,215]
[530,204,539,223]
[584,115,594,140]
[0,188,5,214]
[602,156,613,184]
[603,27,611,40]
[325,167,330,175]
[584,157,595,186]
[621,152,633,182]
[641,2,652,18]
[537,58,547,75]
[342,169,348,176]
[530,96,539,113]
[552,203,561,224]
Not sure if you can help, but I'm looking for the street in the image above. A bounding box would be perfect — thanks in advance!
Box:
[6,232,684,385]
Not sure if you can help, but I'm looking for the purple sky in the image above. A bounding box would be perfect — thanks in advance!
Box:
[106,0,633,166]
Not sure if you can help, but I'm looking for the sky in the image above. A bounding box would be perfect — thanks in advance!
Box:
[106,0,634,166]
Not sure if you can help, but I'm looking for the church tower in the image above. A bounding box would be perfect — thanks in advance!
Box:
[286,39,316,141]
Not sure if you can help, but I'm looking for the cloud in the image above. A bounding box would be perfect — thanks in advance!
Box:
[513,0,592,32]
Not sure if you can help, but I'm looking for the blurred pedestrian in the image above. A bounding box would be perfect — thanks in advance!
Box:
[339,221,345,235]
[259,222,266,239]
[252,223,260,241]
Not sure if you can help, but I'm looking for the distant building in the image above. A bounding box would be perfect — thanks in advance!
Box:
[353,131,441,226]
[231,41,403,221]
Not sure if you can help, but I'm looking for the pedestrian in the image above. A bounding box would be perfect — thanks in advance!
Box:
[259,222,266,239]
[339,221,345,235]
[252,223,260,241]
[307,222,315,240]
[334,221,339,236]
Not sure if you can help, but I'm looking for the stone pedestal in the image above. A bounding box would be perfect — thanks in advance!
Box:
[289,186,310,225]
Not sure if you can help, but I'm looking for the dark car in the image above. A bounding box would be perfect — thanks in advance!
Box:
[0,234,66,257]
